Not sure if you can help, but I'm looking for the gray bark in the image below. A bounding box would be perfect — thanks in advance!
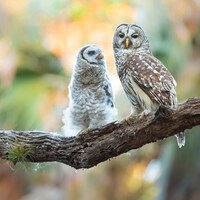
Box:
[0,97,200,169]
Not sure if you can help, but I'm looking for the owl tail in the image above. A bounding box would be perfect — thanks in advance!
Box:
[175,132,185,148]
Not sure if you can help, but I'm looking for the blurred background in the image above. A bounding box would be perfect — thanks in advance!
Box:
[0,0,200,199]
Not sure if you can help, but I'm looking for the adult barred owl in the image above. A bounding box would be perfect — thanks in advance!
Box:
[62,44,117,137]
[113,23,185,148]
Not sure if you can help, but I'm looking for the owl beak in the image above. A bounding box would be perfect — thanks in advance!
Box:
[96,53,104,60]
[125,38,130,48]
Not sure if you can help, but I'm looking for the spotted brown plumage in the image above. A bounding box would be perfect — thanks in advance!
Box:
[113,23,185,148]
[125,53,177,106]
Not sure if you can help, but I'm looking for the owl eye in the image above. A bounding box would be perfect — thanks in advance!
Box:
[118,32,125,38]
[88,50,95,56]
[131,34,139,39]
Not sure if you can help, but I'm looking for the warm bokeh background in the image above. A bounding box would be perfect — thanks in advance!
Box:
[0,0,200,200]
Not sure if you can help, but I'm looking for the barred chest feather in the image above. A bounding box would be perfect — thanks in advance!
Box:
[122,70,159,112]
[71,82,108,113]
[115,51,158,112]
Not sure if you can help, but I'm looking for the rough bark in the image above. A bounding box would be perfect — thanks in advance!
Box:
[0,97,200,169]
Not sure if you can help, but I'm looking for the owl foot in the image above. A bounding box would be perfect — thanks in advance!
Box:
[139,109,151,119]
[76,128,90,138]
[125,114,138,124]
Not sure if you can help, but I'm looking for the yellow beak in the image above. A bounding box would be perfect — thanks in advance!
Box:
[96,53,104,60]
[125,38,129,48]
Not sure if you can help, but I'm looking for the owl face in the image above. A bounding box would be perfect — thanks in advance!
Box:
[113,24,148,51]
[78,44,105,66]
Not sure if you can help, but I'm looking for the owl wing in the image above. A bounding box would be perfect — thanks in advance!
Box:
[126,53,177,106]
[103,74,115,108]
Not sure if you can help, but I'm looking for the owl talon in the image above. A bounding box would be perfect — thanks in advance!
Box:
[76,129,88,138]
[124,115,137,124]
[139,110,151,119]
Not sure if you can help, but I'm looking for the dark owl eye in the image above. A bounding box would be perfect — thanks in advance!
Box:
[118,32,125,38]
[131,34,139,39]
[88,50,95,56]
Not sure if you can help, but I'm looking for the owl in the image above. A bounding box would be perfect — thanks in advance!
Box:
[62,44,117,137]
[113,23,185,148]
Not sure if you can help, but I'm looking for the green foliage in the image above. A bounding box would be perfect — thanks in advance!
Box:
[137,0,191,77]
[152,23,190,77]
[6,142,32,164]
[0,71,67,130]
[67,3,87,20]
[0,32,64,130]
[28,0,67,18]
[17,45,63,76]
[0,78,45,130]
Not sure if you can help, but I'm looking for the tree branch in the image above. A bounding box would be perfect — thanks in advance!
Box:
[0,97,200,169]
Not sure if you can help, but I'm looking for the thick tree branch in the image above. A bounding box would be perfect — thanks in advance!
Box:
[0,97,200,169]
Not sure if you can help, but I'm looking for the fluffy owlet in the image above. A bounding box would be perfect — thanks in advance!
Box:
[113,23,185,148]
[62,44,117,137]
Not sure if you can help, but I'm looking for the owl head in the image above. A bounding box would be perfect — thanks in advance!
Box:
[113,24,150,53]
[77,44,105,68]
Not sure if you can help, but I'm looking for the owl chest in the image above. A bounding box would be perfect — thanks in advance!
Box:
[74,86,106,109]
[120,69,157,111]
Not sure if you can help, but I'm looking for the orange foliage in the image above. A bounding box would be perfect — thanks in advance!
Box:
[0,162,27,200]
[43,0,135,72]
[165,0,200,42]
[0,39,17,86]
[0,0,27,16]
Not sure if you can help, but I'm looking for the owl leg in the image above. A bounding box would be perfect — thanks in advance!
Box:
[62,124,83,137]
[77,117,107,137]
[130,105,140,115]
[76,124,104,138]
[74,115,101,137]
[139,109,152,119]
[76,127,93,138]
